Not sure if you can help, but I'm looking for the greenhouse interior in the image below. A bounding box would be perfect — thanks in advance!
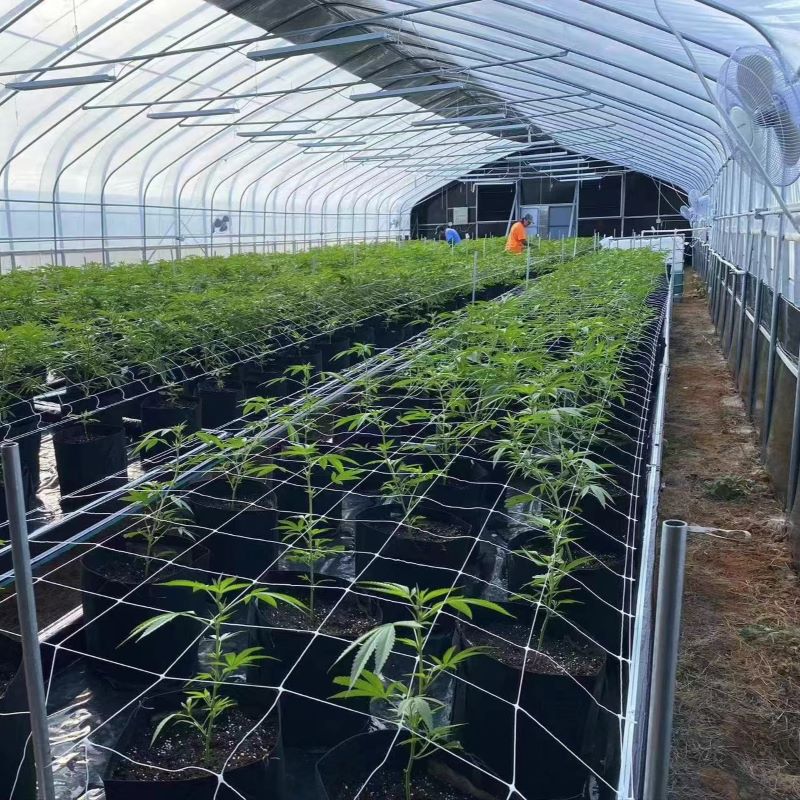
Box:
[0,2,798,799]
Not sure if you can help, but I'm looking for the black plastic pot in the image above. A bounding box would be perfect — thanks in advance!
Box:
[315,334,351,371]
[103,687,284,800]
[188,479,281,578]
[139,395,200,457]
[0,415,42,514]
[0,636,35,800]
[353,501,474,589]
[316,730,517,800]
[506,533,626,652]
[253,569,378,748]
[454,620,607,800]
[197,381,244,429]
[417,452,503,530]
[80,538,210,687]
[60,385,127,428]
[53,422,128,506]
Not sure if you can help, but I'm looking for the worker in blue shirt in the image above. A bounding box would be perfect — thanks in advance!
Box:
[444,223,462,246]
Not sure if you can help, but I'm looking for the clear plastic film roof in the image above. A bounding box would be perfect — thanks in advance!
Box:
[0,0,798,259]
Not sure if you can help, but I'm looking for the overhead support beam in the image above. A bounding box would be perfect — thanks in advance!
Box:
[237,129,316,137]
[6,74,115,90]
[412,113,506,126]
[147,107,240,119]
[350,82,466,101]
[247,32,393,61]
[448,124,531,135]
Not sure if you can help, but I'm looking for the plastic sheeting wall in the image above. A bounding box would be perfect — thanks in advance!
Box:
[0,1,799,268]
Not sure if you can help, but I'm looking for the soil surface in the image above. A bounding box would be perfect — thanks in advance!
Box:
[265,596,378,639]
[112,706,278,782]
[401,517,467,544]
[92,545,195,585]
[465,623,605,676]
[664,273,800,800]
[331,762,500,800]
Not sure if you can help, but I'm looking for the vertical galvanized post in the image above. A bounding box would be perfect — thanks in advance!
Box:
[471,252,478,304]
[735,175,757,380]
[1,444,56,800]
[762,212,787,449]
[785,352,800,511]
[525,244,531,287]
[643,519,689,800]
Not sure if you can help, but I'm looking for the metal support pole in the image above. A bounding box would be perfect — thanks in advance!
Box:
[1,443,56,800]
[525,244,531,286]
[471,251,478,303]
[643,519,688,800]
[785,355,800,511]
[762,216,787,449]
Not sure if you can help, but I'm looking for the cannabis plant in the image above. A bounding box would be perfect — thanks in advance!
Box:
[333,582,511,800]
[129,576,306,765]
[273,443,361,620]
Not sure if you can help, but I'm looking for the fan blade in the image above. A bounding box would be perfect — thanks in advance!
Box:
[777,122,800,167]
[736,53,775,114]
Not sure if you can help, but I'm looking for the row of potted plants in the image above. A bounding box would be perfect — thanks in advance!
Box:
[0,238,577,423]
[0,238,583,517]
[1,246,666,799]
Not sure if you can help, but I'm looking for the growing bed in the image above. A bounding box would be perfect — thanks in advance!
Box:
[0,238,571,526]
[0,245,668,800]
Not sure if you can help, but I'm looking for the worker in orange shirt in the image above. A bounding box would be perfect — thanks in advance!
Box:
[505,213,533,254]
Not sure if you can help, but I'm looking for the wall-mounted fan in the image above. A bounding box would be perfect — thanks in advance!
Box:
[212,215,230,233]
[680,190,712,226]
[717,45,800,187]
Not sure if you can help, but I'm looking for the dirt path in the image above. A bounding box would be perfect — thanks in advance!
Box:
[664,272,800,799]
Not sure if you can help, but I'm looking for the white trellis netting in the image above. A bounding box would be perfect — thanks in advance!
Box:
[0,247,669,800]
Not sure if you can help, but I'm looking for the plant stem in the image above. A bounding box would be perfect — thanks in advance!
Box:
[306,464,315,622]
[404,736,416,800]
[204,597,224,764]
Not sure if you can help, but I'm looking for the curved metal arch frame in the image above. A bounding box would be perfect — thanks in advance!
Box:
[350,6,729,157]
[0,0,784,263]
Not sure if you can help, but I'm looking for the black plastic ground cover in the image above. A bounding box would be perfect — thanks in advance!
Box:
[0,636,35,800]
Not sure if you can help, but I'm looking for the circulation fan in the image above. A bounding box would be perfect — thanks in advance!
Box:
[680,190,712,226]
[717,45,800,187]
[212,215,230,233]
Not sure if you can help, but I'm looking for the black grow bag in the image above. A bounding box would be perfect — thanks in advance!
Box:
[353,501,474,590]
[454,620,607,800]
[188,478,281,578]
[253,569,379,748]
[316,730,518,800]
[197,382,244,429]
[103,686,284,800]
[53,422,128,506]
[80,539,210,687]
[0,636,35,800]
[0,415,42,517]
[60,385,128,428]
[506,534,626,652]
[140,396,201,455]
